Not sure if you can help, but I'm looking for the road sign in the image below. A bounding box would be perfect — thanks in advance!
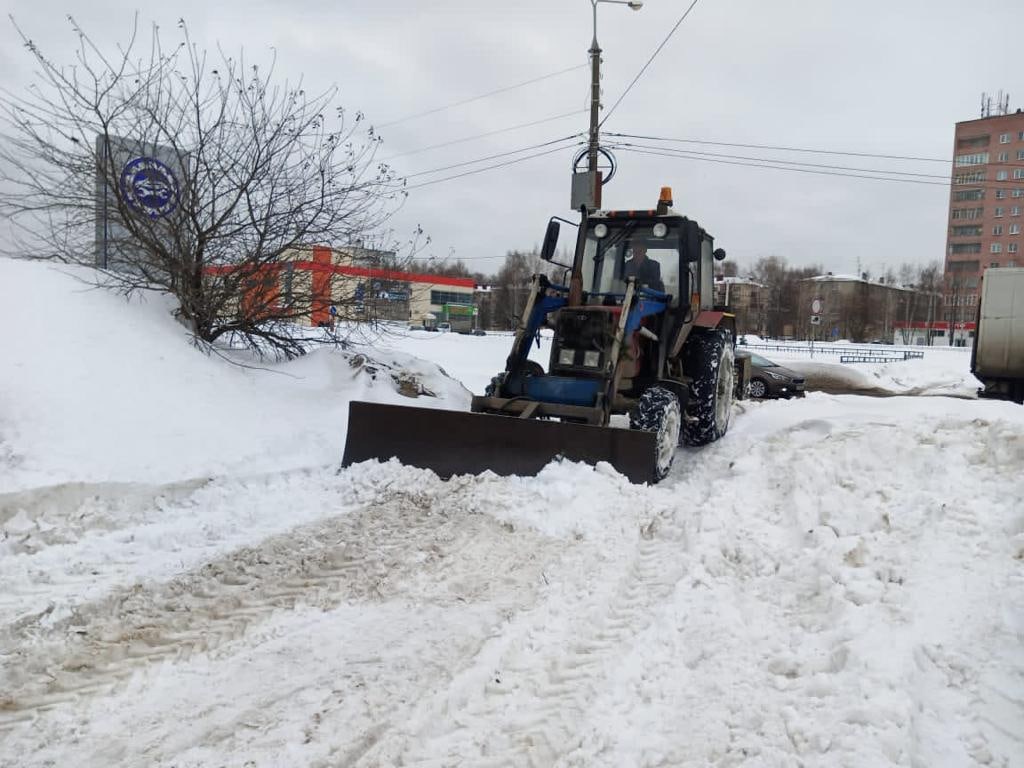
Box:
[810,315,821,325]
[811,298,823,314]
[328,305,337,317]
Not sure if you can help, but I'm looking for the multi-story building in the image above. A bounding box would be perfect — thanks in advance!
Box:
[713,277,767,336]
[944,109,1024,340]
[797,273,925,342]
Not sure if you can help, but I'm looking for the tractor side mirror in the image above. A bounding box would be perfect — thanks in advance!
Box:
[540,220,560,262]
[713,248,727,261]
[683,219,701,262]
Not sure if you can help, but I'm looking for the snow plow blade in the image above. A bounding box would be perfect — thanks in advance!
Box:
[341,401,659,484]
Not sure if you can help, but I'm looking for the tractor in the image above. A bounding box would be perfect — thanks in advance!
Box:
[343,187,746,483]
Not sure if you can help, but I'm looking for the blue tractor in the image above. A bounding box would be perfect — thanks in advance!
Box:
[343,187,745,483]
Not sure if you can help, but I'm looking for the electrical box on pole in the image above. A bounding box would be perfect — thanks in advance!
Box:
[571,170,602,210]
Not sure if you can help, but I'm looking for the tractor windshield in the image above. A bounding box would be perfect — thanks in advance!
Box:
[581,219,682,303]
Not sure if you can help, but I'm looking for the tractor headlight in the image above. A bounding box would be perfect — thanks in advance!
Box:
[652,222,668,238]
[583,350,601,368]
[559,348,577,366]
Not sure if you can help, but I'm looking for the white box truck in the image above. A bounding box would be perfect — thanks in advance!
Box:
[972,267,1024,403]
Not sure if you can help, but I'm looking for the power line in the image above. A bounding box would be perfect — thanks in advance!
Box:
[609,145,951,186]
[610,141,956,180]
[401,134,582,179]
[376,63,586,129]
[611,144,1024,188]
[382,110,586,161]
[605,131,1024,169]
[404,142,583,191]
[599,0,702,128]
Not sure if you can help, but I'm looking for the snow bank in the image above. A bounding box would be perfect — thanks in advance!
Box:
[0,258,469,492]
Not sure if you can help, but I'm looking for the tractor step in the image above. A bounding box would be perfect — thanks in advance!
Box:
[341,401,660,484]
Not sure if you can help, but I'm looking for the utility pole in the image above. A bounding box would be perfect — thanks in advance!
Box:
[588,2,602,175]
[572,0,641,211]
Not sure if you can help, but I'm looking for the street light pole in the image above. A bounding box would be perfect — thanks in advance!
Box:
[587,0,643,175]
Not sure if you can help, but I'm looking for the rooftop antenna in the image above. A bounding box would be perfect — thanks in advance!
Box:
[982,90,1011,117]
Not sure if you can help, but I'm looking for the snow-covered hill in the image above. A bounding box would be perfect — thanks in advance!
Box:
[1,258,1022,767]
[0,259,469,492]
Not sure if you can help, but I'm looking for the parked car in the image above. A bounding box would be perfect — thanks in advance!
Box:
[408,324,426,331]
[472,329,487,336]
[437,322,452,332]
[736,350,805,399]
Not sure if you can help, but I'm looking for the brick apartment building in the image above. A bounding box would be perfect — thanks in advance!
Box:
[944,108,1024,336]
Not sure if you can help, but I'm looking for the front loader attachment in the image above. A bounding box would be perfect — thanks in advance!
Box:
[341,401,660,484]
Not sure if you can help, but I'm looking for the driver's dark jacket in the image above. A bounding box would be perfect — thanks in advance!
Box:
[623,257,663,292]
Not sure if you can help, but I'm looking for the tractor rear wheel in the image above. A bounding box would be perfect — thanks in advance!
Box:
[630,386,682,481]
[683,329,735,446]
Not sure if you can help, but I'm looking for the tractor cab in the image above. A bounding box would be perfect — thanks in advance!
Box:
[580,216,680,303]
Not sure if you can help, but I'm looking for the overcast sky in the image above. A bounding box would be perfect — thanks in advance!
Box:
[4,0,1023,277]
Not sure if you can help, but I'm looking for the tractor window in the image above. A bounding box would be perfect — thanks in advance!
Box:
[582,221,681,303]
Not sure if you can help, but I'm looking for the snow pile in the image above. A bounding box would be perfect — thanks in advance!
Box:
[378,326,551,395]
[0,258,469,492]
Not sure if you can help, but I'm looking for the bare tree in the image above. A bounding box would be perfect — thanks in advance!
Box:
[917,261,942,345]
[0,16,408,358]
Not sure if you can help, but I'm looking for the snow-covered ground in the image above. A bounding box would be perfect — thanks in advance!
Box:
[2,259,1023,767]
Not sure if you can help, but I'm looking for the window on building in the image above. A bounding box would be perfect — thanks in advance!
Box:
[1013,207,1022,216]
[429,289,473,306]
[955,152,989,167]
[1016,169,1024,180]
[995,207,1005,217]
[957,135,990,150]
[1020,131,1024,141]
[951,207,985,220]
[996,170,1009,181]
[991,243,1003,253]
[949,243,982,254]
[996,190,1007,199]
[1011,224,1022,235]
[1014,189,1024,198]
[952,189,984,202]
[994,225,1004,235]
[1010,243,1019,254]
[1018,150,1024,161]
[998,151,1010,162]
[951,225,982,237]
[954,171,986,184]
[1000,133,1011,143]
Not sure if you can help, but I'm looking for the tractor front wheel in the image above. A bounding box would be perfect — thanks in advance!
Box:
[630,386,682,481]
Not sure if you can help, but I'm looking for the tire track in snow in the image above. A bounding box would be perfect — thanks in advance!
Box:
[354,496,695,767]
[0,484,561,733]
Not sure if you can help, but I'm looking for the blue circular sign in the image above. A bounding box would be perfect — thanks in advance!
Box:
[119,156,180,219]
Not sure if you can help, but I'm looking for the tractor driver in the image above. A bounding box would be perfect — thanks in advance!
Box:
[623,244,664,292]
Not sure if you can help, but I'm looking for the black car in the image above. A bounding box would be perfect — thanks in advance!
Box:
[736,350,806,399]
